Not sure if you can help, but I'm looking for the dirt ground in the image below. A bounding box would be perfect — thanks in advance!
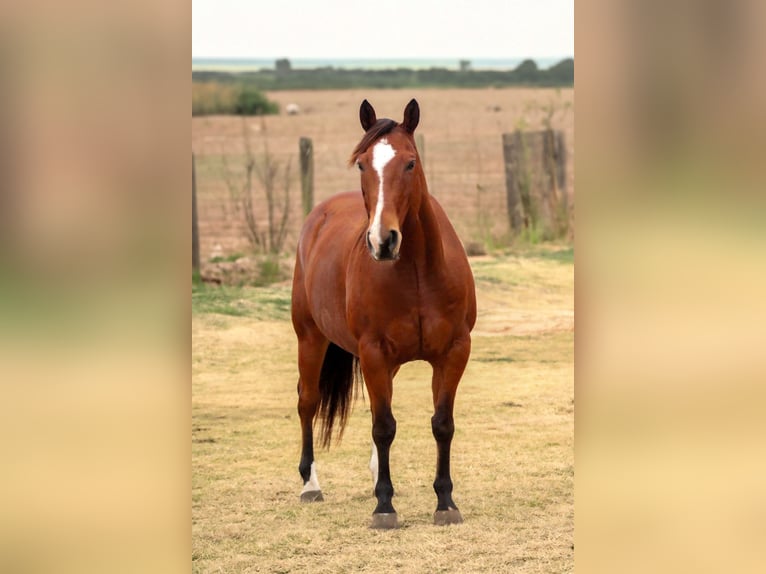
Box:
[192,88,574,269]
[192,247,574,572]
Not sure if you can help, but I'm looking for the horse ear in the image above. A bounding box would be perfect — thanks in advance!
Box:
[402,99,420,133]
[360,99,377,131]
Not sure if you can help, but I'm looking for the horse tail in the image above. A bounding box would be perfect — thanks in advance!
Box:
[317,343,362,448]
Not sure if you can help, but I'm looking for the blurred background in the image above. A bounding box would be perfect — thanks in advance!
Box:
[578,1,766,573]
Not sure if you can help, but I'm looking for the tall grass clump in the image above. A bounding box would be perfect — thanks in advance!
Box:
[220,119,291,255]
[192,82,279,116]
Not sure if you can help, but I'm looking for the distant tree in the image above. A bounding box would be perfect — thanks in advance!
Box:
[513,59,539,82]
[546,58,574,84]
[192,57,574,93]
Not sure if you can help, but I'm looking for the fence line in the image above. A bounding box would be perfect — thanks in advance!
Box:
[194,132,572,261]
[502,129,568,240]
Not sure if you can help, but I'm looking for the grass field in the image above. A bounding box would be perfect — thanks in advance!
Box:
[192,246,573,573]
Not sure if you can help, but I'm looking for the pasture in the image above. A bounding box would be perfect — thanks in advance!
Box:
[192,246,573,573]
[191,87,574,269]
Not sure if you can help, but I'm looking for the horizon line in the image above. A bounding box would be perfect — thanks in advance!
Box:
[191,55,574,61]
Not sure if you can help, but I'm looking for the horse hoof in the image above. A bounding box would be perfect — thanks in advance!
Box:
[433,508,463,525]
[370,512,399,529]
[300,490,324,503]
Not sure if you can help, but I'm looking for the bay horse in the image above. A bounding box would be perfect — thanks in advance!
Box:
[291,99,476,529]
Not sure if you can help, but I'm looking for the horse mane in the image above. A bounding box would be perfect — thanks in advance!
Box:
[348,119,398,166]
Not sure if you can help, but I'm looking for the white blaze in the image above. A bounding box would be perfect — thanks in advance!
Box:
[369,138,396,244]
[301,462,321,494]
[369,442,379,489]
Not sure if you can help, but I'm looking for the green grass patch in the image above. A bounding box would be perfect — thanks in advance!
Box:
[478,243,573,264]
[208,252,246,264]
[192,282,292,321]
[531,245,574,264]
[254,259,284,287]
[192,284,252,317]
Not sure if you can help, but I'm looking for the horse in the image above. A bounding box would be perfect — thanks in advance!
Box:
[291,99,477,529]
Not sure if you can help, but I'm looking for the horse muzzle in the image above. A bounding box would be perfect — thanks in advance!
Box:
[366,229,401,261]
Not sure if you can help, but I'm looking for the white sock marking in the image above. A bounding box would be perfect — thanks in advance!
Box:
[301,461,321,494]
[370,138,396,245]
[369,442,379,489]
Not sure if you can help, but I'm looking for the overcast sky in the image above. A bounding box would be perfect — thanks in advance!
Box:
[193,0,573,59]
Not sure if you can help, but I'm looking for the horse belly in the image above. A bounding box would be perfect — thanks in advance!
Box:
[304,264,358,354]
[313,303,358,354]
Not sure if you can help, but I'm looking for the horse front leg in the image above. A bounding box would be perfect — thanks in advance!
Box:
[430,333,471,525]
[359,342,398,529]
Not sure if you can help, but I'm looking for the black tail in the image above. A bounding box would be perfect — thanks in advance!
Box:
[317,343,362,448]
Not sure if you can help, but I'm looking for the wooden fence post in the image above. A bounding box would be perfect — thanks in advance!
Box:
[502,132,525,234]
[555,130,567,213]
[299,137,314,217]
[502,130,567,239]
[192,152,200,275]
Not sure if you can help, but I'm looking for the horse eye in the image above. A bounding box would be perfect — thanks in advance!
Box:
[406,160,416,171]
[357,162,364,172]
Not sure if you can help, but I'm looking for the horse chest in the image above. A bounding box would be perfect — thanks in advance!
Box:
[348,279,461,362]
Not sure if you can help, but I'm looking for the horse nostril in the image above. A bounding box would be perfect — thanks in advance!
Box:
[387,230,400,250]
[366,231,374,252]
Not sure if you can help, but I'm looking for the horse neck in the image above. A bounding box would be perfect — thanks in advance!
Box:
[401,171,445,270]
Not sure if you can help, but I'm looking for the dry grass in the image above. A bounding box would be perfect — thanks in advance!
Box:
[192,246,573,573]
[193,82,239,116]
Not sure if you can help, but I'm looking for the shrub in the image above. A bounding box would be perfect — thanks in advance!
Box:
[234,86,279,115]
[192,83,279,116]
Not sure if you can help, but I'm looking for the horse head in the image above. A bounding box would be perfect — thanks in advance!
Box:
[350,99,422,261]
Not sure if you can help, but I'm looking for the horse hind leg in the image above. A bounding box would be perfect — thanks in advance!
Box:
[296,333,328,503]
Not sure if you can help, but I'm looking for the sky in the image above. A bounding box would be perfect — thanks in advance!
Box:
[192,0,573,60]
